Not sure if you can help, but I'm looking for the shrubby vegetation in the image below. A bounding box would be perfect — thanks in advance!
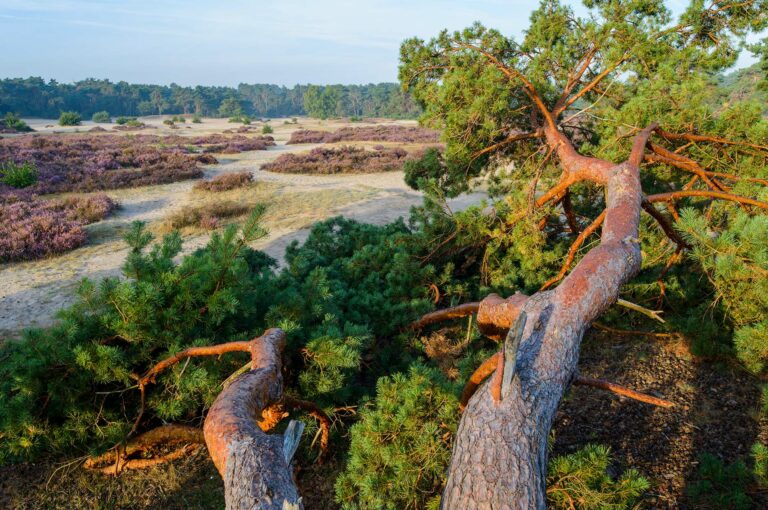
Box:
[193,171,253,192]
[262,146,427,174]
[0,161,38,188]
[0,194,116,262]
[1,112,32,132]
[161,201,253,232]
[287,125,440,144]
[0,134,273,195]
[58,111,82,126]
[91,111,111,123]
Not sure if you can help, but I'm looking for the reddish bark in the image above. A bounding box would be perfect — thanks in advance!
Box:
[440,124,657,509]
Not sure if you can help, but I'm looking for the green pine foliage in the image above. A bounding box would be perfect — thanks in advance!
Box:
[0,209,275,461]
[547,444,649,510]
[676,209,768,373]
[687,453,753,510]
[753,442,768,487]
[334,364,459,510]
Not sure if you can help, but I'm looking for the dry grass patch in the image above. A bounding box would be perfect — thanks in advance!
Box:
[156,181,376,235]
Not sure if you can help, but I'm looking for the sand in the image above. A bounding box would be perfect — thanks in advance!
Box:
[0,117,485,336]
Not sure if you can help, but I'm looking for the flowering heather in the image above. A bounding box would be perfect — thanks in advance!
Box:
[261,145,427,174]
[194,171,254,192]
[286,125,440,144]
[0,134,274,195]
[0,194,116,262]
[195,134,275,153]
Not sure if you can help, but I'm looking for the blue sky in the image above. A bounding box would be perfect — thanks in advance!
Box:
[0,0,758,86]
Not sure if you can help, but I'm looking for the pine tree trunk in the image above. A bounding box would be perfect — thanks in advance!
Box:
[440,126,650,507]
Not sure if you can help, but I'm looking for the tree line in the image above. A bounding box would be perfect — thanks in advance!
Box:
[0,78,420,119]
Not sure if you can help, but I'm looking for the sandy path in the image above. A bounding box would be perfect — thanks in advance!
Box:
[0,131,485,336]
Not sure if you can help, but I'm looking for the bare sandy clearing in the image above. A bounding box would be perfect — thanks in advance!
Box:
[0,119,485,337]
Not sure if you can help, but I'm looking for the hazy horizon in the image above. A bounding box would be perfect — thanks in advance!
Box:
[1,0,762,87]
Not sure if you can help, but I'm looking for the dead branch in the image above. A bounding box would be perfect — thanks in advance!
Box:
[615,298,665,323]
[409,302,480,330]
[460,352,501,411]
[84,425,204,475]
[655,128,768,152]
[591,322,678,338]
[641,200,689,248]
[284,396,331,462]
[572,376,675,407]
[458,353,675,410]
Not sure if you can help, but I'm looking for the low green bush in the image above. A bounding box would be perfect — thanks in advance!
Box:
[0,161,38,188]
[192,115,202,123]
[58,111,82,126]
[115,116,136,125]
[91,111,110,123]
[2,112,32,132]
[261,124,274,134]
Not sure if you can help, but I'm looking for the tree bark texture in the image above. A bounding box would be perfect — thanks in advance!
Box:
[440,126,652,509]
[203,328,304,510]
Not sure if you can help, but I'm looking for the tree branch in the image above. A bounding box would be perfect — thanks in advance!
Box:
[540,210,606,291]
[646,190,768,210]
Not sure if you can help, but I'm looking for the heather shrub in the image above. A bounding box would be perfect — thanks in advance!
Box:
[162,201,251,231]
[261,145,419,174]
[2,112,32,132]
[262,124,274,134]
[0,194,116,262]
[0,161,38,188]
[193,171,253,192]
[58,111,82,126]
[0,134,271,195]
[287,125,440,144]
[91,111,110,123]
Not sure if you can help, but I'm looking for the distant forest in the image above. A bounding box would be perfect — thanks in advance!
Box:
[0,78,421,119]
